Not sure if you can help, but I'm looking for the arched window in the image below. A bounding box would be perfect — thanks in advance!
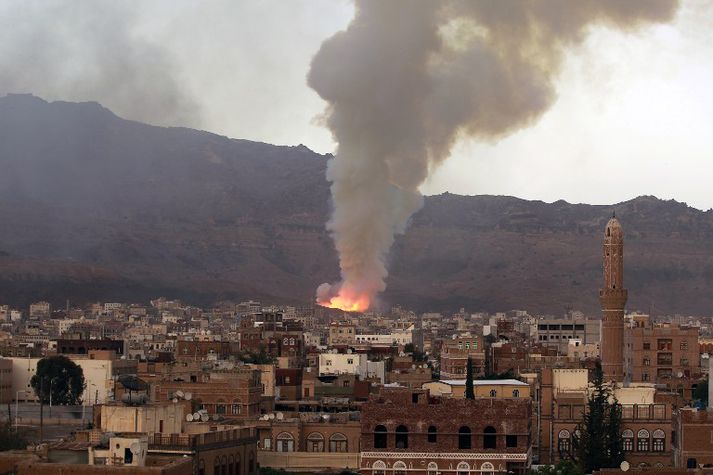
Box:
[457,461,470,475]
[216,399,226,415]
[489,389,497,397]
[306,432,324,452]
[276,432,294,452]
[228,455,234,475]
[214,457,221,475]
[374,425,387,448]
[481,462,495,475]
[652,429,665,452]
[512,389,520,398]
[231,400,241,415]
[622,429,634,451]
[393,461,407,475]
[637,429,650,452]
[395,425,408,449]
[221,455,228,475]
[558,429,571,454]
[329,432,348,452]
[235,454,241,475]
[427,462,438,475]
[484,426,497,449]
[427,425,437,443]
[458,426,472,449]
[372,460,386,475]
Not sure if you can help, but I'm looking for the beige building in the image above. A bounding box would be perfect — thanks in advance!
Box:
[327,322,356,346]
[423,379,530,399]
[99,402,183,434]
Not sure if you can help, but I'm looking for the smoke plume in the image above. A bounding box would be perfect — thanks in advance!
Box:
[0,1,200,127]
[309,0,679,312]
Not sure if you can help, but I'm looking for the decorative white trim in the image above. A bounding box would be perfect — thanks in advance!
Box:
[360,451,528,461]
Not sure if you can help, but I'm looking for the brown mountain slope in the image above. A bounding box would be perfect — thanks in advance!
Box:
[1,94,712,314]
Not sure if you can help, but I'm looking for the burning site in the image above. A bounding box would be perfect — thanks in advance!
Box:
[309,0,679,312]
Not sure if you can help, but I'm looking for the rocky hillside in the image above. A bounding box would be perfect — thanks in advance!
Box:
[1,94,712,315]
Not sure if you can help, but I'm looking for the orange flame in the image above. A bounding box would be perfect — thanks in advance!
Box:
[318,291,370,313]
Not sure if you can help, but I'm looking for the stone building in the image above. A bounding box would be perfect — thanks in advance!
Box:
[328,322,356,346]
[359,386,531,474]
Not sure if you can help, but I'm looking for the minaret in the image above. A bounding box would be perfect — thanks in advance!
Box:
[599,214,627,382]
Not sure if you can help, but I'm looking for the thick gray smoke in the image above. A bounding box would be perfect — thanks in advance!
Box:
[0,1,200,127]
[309,0,679,311]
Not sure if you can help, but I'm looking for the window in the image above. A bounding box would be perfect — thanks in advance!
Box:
[681,357,689,366]
[481,462,495,475]
[306,432,324,452]
[657,353,672,365]
[374,425,387,448]
[512,389,520,398]
[622,429,634,451]
[642,373,649,382]
[558,429,571,454]
[456,461,470,475]
[427,462,438,475]
[637,429,650,452]
[483,426,497,449]
[506,435,518,447]
[657,339,672,351]
[372,461,387,475]
[643,357,650,366]
[231,401,241,415]
[393,461,407,475]
[395,425,408,449]
[262,438,271,450]
[330,433,348,452]
[427,426,437,443]
[276,432,294,452]
[653,429,665,452]
[489,389,497,397]
[458,426,472,449]
[216,400,226,414]
[643,342,651,350]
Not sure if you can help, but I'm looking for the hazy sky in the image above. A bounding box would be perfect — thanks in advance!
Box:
[2,0,713,209]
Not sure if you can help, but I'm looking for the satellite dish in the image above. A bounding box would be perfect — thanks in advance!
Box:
[184,392,192,401]
[620,461,630,472]
[130,442,141,454]
[212,414,220,421]
[276,412,284,420]
[186,414,194,422]
[193,412,201,421]
[200,413,209,422]
[176,390,185,399]
[677,371,684,378]
[268,413,275,420]
[173,398,178,403]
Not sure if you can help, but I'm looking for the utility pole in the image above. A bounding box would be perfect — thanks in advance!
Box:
[39,378,44,443]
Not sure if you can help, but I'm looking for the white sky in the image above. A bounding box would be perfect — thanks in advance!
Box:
[6,0,713,209]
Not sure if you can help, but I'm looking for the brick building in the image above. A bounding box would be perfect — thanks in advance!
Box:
[673,407,713,469]
[359,387,531,474]
[439,334,485,379]
[624,315,700,396]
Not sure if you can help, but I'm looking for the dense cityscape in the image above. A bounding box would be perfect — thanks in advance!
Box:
[0,217,709,474]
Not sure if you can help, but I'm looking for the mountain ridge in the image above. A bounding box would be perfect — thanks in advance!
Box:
[1,94,712,315]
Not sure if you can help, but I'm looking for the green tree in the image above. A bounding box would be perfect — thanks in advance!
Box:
[465,357,475,399]
[532,460,584,475]
[694,380,709,406]
[30,355,86,405]
[570,360,624,473]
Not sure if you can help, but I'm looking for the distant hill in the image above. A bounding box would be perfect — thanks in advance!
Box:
[1,94,713,315]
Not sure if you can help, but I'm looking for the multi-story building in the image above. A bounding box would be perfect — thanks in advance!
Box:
[328,322,356,346]
[624,314,700,393]
[439,333,485,379]
[531,316,600,355]
[29,301,51,320]
[359,386,531,474]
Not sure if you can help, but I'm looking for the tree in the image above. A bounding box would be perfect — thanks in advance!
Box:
[30,355,86,405]
[694,380,709,406]
[570,360,624,473]
[532,460,584,475]
[465,357,475,399]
